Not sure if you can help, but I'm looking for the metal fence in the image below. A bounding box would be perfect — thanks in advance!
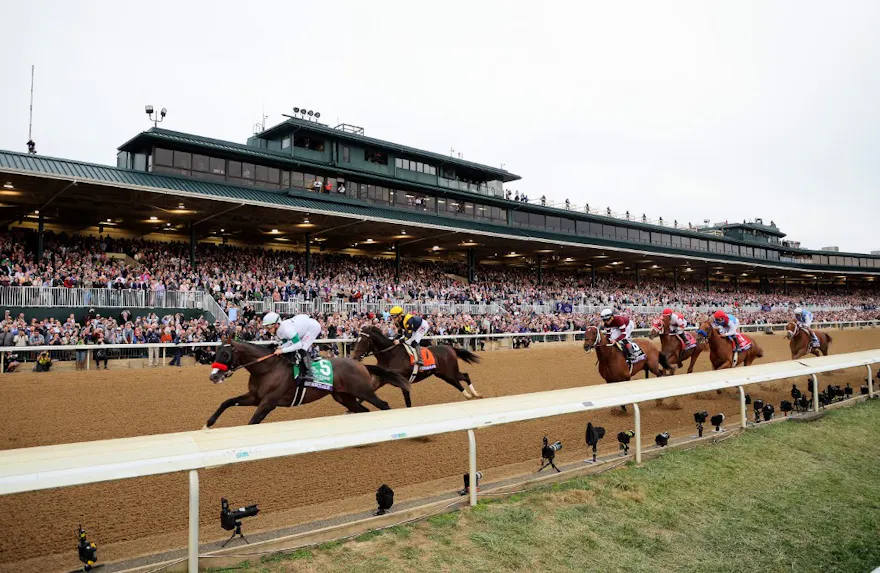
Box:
[2,320,876,373]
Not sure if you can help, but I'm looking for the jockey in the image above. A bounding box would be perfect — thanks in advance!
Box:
[662,308,689,346]
[262,312,321,383]
[389,306,430,366]
[600,308,635,359]
[712,310,741,351]
[794,308,818,346]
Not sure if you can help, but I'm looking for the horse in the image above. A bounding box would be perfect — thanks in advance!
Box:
[785,321,832,359]
[582,325,670,382]
[649,315,707,375]
[204,340,410,426]
[696,320,764,369]
[350,325,482,407]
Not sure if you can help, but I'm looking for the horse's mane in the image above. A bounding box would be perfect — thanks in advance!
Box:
[232,339,273,356]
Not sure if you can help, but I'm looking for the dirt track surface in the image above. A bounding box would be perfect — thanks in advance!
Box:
[1,329,878,572]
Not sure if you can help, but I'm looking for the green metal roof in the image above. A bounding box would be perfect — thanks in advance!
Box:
[0,149,877,275]
[256,117,520,181]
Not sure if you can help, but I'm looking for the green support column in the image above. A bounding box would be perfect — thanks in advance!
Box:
[37,211,45,262]
[467,248,475,283]
[395,242,401,284]
[305,232,311,279]
[635,267,640,289]
[189,223,196,269]
[673,268,679,290]
[536,255,543,286]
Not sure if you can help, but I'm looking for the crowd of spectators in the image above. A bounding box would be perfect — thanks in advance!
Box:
[0,229,877,368]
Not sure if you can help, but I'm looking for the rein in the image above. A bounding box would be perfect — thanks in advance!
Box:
[213,346,277,375]
[356,331,396,358]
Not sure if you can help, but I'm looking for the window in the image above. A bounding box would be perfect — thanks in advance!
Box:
[155,148,174,166]
[116,151,130,169]
[546,216,560,231]
[512,211,529,227]
[401,159,410,170]
[671,235,681,247]
[281,171,290,188]
[639,230,650,243]
[577,220,591,236]
[615,226,628,240]
[242,163,254,180]
[228,161,242,178]
[255,165,268,182]
[395,158,403,168]
[208,157,225,175]
[267,167,280,184]
[173,151,191,170]
[293,135,325,151]
[133,153,147,171]
[193,154,209,173]
[396,157,435,174]
[291,171,305,188]
[590,222,604,236]
[561,218,575,234]
[365,149,388,165]
[628,228,639,242]
[342,146,350,162]
[528,213,546,228]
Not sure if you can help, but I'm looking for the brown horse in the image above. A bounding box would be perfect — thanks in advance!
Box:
[696,320,764,369]
[205,340,410,426]
[582,326,670,382]
[785,321,832,359]
[649,316,707,375]
[351,325,482,407]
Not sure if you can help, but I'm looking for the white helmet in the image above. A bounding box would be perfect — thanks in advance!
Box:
[262,312,281,326]
[794,308,803,315]
[600,308,614,320]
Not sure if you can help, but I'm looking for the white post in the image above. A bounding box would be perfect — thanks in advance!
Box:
[812,374,820,412]
[738,386,747,428]
[86,349,90,371]
[632,403,642,464]
[162,346,166,367]
[188,470,199,572]
[467,429,477,507]
[868,365,874,398]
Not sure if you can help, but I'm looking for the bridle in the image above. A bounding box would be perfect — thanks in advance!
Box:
[583,326,603,353]
[212,343,277,376]
[786,322,799,339]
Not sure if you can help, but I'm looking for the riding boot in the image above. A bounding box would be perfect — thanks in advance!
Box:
[411,342,424,367]
[298,350,314,383]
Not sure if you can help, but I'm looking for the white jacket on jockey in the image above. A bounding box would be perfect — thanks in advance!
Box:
[714,315,739,337]
[276,315,322,354]
[669,313,687,334]
[795,309,814,328]
[608,319,634,343]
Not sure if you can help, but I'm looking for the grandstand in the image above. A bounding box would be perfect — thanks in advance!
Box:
[0,116,877,361]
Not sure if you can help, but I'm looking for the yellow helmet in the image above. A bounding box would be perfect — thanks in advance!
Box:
[389,306,404,316]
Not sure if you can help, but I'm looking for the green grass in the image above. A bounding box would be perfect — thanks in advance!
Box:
[210,400,880,573]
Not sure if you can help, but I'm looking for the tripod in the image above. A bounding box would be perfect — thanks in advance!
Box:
[220,523,251,548]
[696,421,704,438]
[538,455,560,473]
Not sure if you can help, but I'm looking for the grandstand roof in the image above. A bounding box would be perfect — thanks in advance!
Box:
[0,149,877,280]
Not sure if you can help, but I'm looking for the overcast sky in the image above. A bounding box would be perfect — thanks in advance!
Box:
[1,1,878,253]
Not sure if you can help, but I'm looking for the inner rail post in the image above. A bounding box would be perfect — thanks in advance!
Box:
[632,403,642,464]
[467,429,477,507]
[188,470,199,572]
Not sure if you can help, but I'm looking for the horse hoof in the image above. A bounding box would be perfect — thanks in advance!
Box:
[202,424,211,430]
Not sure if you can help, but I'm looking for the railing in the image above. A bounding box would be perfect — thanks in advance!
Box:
[0,350,877,572]
[1,321,876,373]
[0,286,204,310]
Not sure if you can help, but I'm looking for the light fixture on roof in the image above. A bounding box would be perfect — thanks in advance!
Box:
[178,203,185,209]
[145,104,167,128]
[34,210,39,214]
[149,216,158,221]
[106,218,112,223]
[365,238,374,243]
[220,228,225,232]
[303,216,310,223]
[2,182,12,190]
[271,229,279,234]
[432,245,440,251]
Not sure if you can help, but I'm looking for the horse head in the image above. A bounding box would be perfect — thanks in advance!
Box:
[696,319,714,342]
[351,325,391,361]
[785,321,798,339]
[582,325,604,353]
[649,318,664,338]
[210,343,238,384]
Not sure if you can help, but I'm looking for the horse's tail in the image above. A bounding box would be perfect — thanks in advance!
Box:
[755,343,764,358]
[453,347,482,364]
[366,364,412,394]
[825,332,833,346]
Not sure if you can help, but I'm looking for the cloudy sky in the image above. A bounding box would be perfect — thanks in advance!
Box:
[1,1,878,253]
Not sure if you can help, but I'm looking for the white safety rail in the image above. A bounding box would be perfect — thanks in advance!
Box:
[0,350,878,572]
[1,320,877,373]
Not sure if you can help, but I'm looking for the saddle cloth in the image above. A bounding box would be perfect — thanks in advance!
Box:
[619,340,646,364]
[405,346,437,371]
[731,333,752,352]
[680,332,697,350]
[293,359,334,392]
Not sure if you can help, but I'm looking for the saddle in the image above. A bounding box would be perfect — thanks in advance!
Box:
[402,345,436,382]
[615,340,645,365]
[730,333,752,353]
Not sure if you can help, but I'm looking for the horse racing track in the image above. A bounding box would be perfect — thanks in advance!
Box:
[1,329,878,572]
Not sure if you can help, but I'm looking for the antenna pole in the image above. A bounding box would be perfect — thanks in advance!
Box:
[27,65,36,154]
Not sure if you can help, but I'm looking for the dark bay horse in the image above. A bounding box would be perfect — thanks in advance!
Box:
[696,320,764,369]
[649,316,707,375]
[785,321,832,359]
[582,326,669,382]
[205,340,410,426]
[351,325,482,407]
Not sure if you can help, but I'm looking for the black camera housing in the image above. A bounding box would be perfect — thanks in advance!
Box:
[220,498,259,531]
[694,411,708,424]
[586,423,606,447]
